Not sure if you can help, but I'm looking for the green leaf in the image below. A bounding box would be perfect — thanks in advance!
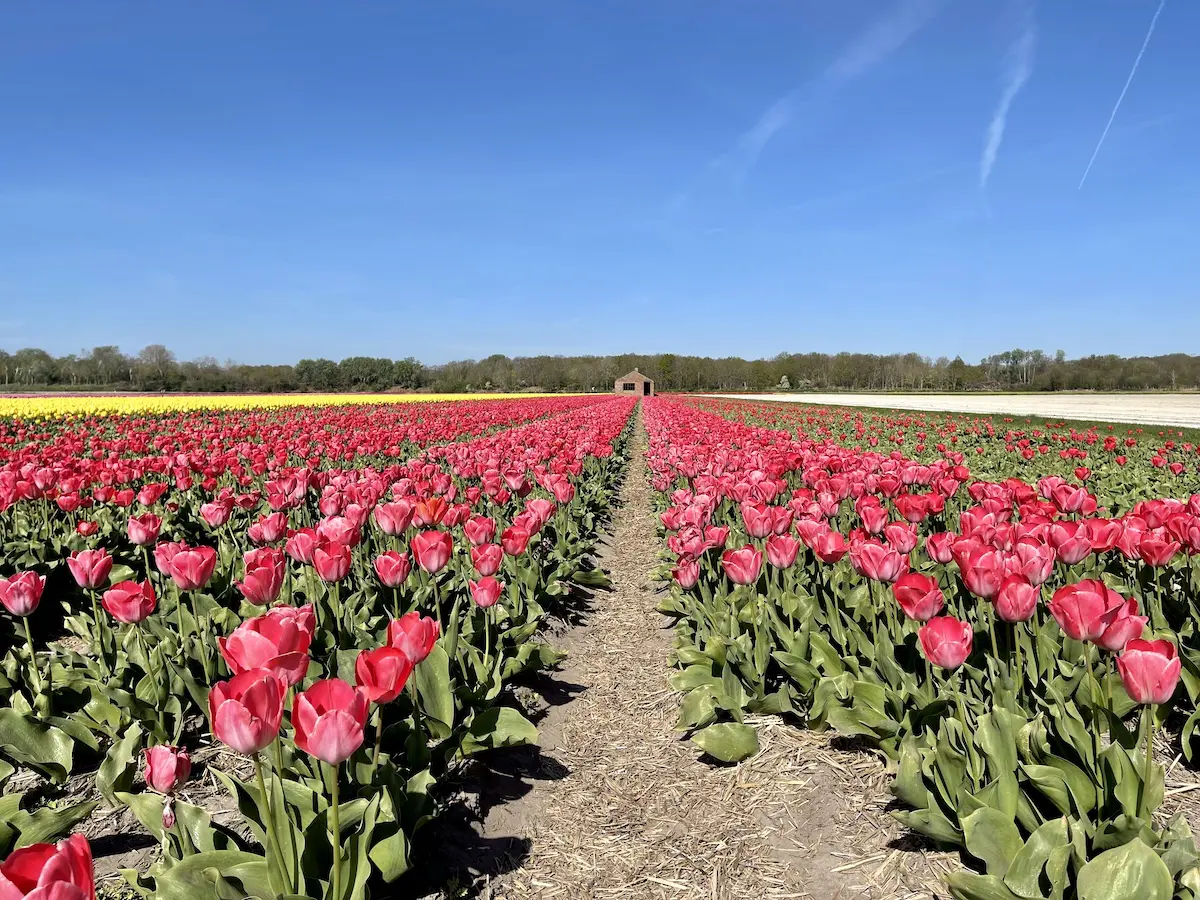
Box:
[368,825,409,882]
[458,707,538,756]
[1076,838,1173,900]
[11,800,97,849]
[97,722,145,805]
[963,808,1024,878]
[689,722,759,763]
[676,687,719,730]
[945,872,1024,900]
[0,708,73,782]
[1003,818,1069,899]
[413,642,454,739]
[149,850,271,900]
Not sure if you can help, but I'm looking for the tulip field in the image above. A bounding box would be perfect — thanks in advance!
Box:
[651,395,1200,900]
[5,390,1200,899]
[0,393,634,899]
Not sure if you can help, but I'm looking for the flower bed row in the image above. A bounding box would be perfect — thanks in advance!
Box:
[0,394,635,899]
[648,396,1200,900]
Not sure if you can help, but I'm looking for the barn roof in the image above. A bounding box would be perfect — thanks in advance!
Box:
[616,370,652,382]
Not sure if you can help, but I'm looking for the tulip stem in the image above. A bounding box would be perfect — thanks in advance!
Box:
[370,707,384,779]
[89,587,113,677]
[1012,623,1024,701]
[172,583,188,656]
[1083,649,1104,809]
[253,754,288,893]
[483,607,491,664]
[22,616,43,698]
[1139,705,1156,822]
[329,763,343,900]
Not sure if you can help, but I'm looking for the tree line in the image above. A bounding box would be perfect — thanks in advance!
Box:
[1,345,1198,394]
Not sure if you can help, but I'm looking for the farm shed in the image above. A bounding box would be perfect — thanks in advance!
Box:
[613,369,654,396]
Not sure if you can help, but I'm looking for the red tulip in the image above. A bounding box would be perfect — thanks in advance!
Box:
[960,547,1005,600]
[237,547,286,606]
[373,551,411,589]
[926,532,960,564]
[1117,639,1181,705]
[1048,521,1092,566]
[850,540,908,583]
[127,513,162,546]
[470,543,504,577]
[313,538,352,583]
[412,530,453,574]
[101,580,157,624]
[413,497,448,528]
[199,499,233,528]
[209,668,285,755]
[218,605,315,686]
[883,522,918,555]
[892,572,945,622]
[810,528,848,563]
[67,549,113,591]
[463,516,496,546]
[293,679,367,765]
[721,546,762,586]
[1138,532,1181,568]
[249,512,288,545]
[1012,537,1054,586]
[500,526,530,557]
[285,528,318,564]
[374,500,415,536]
[1049,579,1132,644]
[387,612,440,665]
[765,534,800,569]
[1094,597,1147,653]
[470,576,504,608]
[741,503,774,539]
[673,557,700,589]
[994,575,1038,623]
[168,546,217,591]
[0,572,46,617]
[355,647,414,704]
[919,616,973,670]
[153,541,186,575]
[76,520,99,537]
[0,834,95,900]
[143,745,191,795]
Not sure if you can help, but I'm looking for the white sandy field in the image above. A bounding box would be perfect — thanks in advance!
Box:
[703,393,1200,429]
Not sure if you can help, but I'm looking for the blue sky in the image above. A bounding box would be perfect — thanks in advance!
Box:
[1,1,1197,365]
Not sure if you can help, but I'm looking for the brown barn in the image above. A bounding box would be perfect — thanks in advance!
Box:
[614,368,654,397]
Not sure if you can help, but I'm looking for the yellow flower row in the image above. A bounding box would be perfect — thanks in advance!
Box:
[0,392,572,419]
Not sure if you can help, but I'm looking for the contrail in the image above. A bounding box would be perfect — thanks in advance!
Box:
[1078,0,1168,189]
[980,15,1037,190]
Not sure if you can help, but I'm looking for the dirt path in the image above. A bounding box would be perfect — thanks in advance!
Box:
[476,405,950,900]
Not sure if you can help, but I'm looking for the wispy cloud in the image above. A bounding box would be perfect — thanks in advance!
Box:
[979,10,1037,191]
[729,0,944,179]
[1078,0,1168,189]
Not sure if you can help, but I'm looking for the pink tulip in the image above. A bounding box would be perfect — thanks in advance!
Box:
[0,572,46,617]
[208,668,285,755]
[293,679,367,765]
[919,616,973,670]
[994,575,1038,623]
[67,549,113,591]
[1117,639,1181,705]
[387,612,440,665]
[892,572,945,622]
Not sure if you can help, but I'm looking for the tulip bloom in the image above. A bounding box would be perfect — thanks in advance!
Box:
[412,530,454,574]
[673,557,700,589]
[209,668,285,755]
[810,529,848,564]
[0,834,95,900]
[850,540,908,584]
[1094,597,1148,653]
[883,522,919,555]
[355,647,415,705]
[168,546,218,592]
[153,541,186,575]
[373,551,412,589]
[470,543,504,577]
[994,575,1038,624]
[101,580,157,624]
[313,538,352,583]
[374,500,415,536]
[500,526,531,557]
[219,605,316,687]
[0,572,45,617]
[67,549,113,591]
[127,513,162,546]
[293,679,368,766]
[200,499,233,529]
[1049,580,1133,644]
[925,532,956,564]
[1118,639,1181,705]
[918,616,974,670]
[237,547,286,606]
[1048,521,1092,566]
[765,534,800,569]
[143,745,191,795]
[285,528,318,564]
[470,576,504,608]
[722,546,762,586]
[387,612,440,665]
[891,572,945,622]
[463,515,496,546]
